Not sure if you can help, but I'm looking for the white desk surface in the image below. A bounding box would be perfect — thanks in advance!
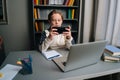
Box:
[1,51,120,80]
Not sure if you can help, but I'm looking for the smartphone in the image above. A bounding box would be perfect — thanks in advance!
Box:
[53,26,69,34]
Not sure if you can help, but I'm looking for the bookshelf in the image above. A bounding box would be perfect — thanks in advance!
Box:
[32,0,80,49]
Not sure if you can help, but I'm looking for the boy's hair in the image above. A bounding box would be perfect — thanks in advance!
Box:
[48,10,64,21]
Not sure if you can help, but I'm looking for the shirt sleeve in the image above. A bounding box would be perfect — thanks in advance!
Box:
[38,30,53,52]
[40,37,53,52]
[65,37,73,49]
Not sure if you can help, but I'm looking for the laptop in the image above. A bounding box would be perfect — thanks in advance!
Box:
[53,40,107,72]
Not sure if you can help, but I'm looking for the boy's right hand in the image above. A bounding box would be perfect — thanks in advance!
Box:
[48,27,59,40]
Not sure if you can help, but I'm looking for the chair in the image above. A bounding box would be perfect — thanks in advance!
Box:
[0,36,6,66]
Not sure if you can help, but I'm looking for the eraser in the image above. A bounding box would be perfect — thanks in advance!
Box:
[17,61,22,65]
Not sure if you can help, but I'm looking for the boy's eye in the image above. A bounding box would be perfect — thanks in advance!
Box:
[51,19,62,22]
[58,20,61,21]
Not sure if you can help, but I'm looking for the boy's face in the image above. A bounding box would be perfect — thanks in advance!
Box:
[49,13,63,27]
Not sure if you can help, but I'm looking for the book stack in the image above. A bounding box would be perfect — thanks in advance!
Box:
[101,45,120,62]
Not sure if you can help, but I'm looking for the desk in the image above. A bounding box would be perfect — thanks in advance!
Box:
[1,51,120,80]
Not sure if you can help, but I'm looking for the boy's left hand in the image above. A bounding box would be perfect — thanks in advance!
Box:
[62,26,72,39]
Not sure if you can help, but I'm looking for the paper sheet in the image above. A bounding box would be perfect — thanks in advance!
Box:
[0,64,22,80]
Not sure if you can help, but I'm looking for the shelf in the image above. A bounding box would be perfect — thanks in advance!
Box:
[34,5,79,9]
[32,0,80,48]
[35,19,78,21]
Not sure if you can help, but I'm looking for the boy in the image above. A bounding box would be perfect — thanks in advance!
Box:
[39,10,74,52]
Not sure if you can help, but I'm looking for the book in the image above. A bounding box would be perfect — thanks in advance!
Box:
[34,0,37,5]
[68,0,72,6]
[36,0,39,5]
[34,8,38,19]
[102,59,120,63]
[37,8,40,19]
[48,0,55,5]
[105,45,120,56]
[38,22,44,32]
[68,9,72,19]
[64,0,70,5]
[58,0,64,5]
[71,9,75,19]
[40,9,51,19]
[35,22,39,32]
[101,52,120,62]
[68,0,75,6]
[42,50,62,60]
[71,0,75,6]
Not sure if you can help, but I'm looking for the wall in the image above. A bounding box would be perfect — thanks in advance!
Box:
[0,0,33,55]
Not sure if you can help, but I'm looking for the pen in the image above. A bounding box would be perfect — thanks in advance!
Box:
[48,55,60,60]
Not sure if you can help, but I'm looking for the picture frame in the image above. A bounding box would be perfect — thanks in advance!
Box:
[0,0,8,24]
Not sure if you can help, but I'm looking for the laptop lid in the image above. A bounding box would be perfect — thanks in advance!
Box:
[53,40,107,72]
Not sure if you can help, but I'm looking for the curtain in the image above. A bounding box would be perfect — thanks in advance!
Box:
[78,0,120,47]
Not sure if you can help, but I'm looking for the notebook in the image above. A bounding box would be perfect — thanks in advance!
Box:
[53,40,107,72]
[42,50,62,60]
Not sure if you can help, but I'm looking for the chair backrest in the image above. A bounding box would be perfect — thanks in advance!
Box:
[0,36,6,66]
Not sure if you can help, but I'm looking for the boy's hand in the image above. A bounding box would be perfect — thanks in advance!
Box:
[48,27,59,40]
[62,26,72,39]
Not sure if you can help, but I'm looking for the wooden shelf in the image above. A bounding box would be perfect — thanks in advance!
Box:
[32,0,80,49]
[34,5,79,9]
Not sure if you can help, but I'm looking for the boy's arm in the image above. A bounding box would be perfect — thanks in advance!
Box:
[65,37,73,49]
[39,30,53,52]
[39,37,53,52]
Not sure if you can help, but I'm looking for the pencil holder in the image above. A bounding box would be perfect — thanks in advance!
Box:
[19,55,33,75]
